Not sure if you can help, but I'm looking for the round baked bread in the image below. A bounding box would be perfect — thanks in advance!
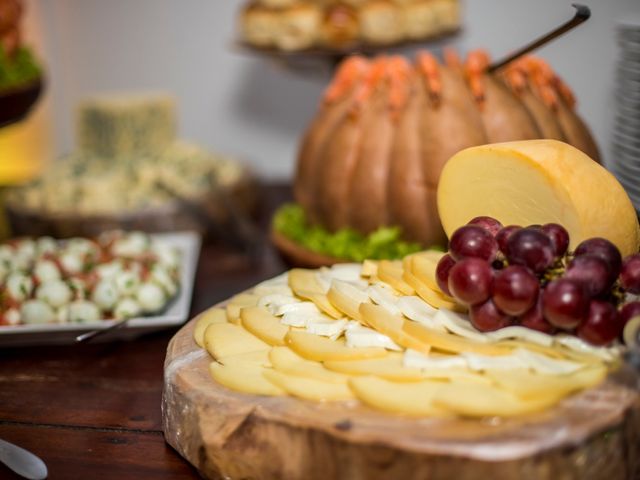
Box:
[294,51,600,248]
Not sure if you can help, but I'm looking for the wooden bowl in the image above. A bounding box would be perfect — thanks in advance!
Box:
[270,229,348,268]
[0,78,43,128]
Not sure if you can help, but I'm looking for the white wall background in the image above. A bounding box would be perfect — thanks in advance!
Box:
[25,0,640,178]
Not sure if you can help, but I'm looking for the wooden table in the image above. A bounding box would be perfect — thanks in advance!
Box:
[0,183,292,480]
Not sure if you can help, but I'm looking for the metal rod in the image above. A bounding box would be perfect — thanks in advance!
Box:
[488,4,591,72]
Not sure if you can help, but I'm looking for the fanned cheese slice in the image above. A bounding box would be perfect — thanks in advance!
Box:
[437,140,640,256]
[194,308,227,348]
[263,369,354,401]
[210,362,284,396]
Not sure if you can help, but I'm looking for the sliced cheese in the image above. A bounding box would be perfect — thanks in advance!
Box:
[210,362,284,396]
[241,306,290,346]
[359,303,432,355]
[345,322,402,351]
[269,347,350,384]
[325,353,424,381]
[204,323,270,360]
[263,370,354,401]
[437,140,640,256]
[327,279,370,321]
[285,331,388,362]
[193,308,227,348]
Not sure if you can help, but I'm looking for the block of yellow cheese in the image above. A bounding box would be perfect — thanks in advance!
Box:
[437,140,640,256]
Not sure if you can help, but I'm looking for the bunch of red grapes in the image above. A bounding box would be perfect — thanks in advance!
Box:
[436,217,640,346]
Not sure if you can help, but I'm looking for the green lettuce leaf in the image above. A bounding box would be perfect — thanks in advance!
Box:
[273,204,442,261]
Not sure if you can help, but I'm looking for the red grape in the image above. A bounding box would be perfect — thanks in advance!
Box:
[492,265,539,316]
[495,225,521,255]
[470,299,512,332]
[435,254,456,296]
[574,238,622,282]
[565,255,612,297]
[542,278,589,330]
[577,300,623,346]
[468,216,503,237]
[541,223,570,257]
[506,228,555,273]
[619,301,640,326]
[449,225,498,262]
[520,297,555,334]
[448,258,493,306]
[620,255,640,294]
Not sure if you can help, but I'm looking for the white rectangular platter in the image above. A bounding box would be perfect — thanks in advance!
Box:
[0,231,201,347]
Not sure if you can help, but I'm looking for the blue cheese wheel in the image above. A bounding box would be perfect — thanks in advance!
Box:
[77,93,177,157]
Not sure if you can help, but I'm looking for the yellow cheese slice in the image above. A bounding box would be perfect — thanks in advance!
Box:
[241,306,290,346]
[209,362,284,396]
[349,377,450,417]
[359,303,431,355]
[263,369,355,401]
[403,320,513,356]
[324,353,425,381]
[285,331,388,362]
[193,308,227,348]
[377,260,415,295]
[288,268,343,319]
[226,293,261,324]
[327,279,370,322]
[204,323,271,360]
[437,140,640,256]
[269,347,350,384]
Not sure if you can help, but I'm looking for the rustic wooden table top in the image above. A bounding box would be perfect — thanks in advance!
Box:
[0,183,292,480]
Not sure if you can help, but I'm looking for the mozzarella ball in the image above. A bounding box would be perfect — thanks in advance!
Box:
[36,280,72,308]
[114,298,142,320]
[92,279,119,310]
[114,270,140,296]
[68,277,88,299]
[95,260,123,279]
[55,305,69,324]
[0,245,14,262]
[13,251,34,272]
[151,265,178,296]
[4,308,21,325]
[60,251,84,274]
[36,237,58,256]
[136,282,166,313]
[34,260,61,283]
[112,232,150,257]
[66,238,98,256]
[151,241,180,268]
[16,239,36,260]
[20,300,55,324]
[7,273,33,301]
[68,300,101,324]
[0,261,10,284]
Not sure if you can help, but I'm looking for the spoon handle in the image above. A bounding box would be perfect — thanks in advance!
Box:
[489,4,591,72]
[0,439,48,480]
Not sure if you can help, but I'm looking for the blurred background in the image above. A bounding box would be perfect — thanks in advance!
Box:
[20,0,640,179]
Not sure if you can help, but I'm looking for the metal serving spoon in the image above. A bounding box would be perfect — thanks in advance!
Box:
[0,438,47,480]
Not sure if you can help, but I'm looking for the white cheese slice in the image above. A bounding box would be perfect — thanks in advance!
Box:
[462,352,527,371]
[305,318,348,340]
[280,309,328,328]
[328,263,368,287]
[366,284,401,316]
[403,349,468,369]
[486,326,554,347]
[332,279,370,304]
[257,294,300,315]
[554,334,620,362]
[514,348,583,375]
[253,273,292,296]
[435,309,490,343]
[397,296,445,332]
[274,301,320,317]
[345,322,402,351]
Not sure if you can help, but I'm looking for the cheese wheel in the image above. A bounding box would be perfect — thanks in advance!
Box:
[437,140,640,256]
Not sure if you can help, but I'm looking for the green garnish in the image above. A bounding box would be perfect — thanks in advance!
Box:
[272,204,436,262]
[0,46,42,92]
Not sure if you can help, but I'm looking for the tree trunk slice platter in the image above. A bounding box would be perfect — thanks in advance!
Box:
[163,307,640,480]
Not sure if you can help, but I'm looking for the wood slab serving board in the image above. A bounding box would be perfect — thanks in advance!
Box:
[163,307,640,480]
